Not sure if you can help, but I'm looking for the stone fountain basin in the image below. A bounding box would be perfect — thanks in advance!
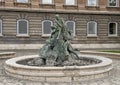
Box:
[5,55,112,82]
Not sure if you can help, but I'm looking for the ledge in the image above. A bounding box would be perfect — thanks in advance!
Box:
[0,52,16,59]
[0,44,120,50]
[63,4,78,8]
[0,7,120,15]
[106,6,120,9]
[108,35,118,37]
[14,2,31,7]
[87,36,98,38]
[16,34,30,37]
[0,34,3,37]
[41,34,51,37]
[85,5,99,8]
[80,51,120,59]
[39,4,55,8]
[87,35,98,38]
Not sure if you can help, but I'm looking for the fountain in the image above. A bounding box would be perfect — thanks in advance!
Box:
[5,15,112,82]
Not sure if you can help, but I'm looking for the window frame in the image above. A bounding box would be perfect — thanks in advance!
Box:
[108,22,118,37]
[16,0,29,3]
[42,20,53,37]
[17,19,29,36]
[87,0,98,6]
[107,0,119,7]
[65,21,76,36]
[41,0,53,4]
[0,19,2,36]
[64,0,77,6]
[87,21,97,37]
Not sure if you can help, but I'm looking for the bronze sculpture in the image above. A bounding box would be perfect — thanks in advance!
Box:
[28,15,80,66]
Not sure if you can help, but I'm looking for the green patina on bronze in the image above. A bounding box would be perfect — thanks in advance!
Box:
[28,15,80,66]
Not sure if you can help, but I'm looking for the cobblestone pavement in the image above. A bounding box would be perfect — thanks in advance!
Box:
[0,50,120,85]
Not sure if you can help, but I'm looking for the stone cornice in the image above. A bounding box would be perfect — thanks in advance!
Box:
[0,7,120,15]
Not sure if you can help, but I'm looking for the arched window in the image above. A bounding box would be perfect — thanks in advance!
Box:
[108,22,117,36]
[0,19,2,36]
[42,0,53,4]
[65,0,76,5]
[17,19,29,36]
[87,21,97,36]
[42,20,53,36]
[66,21,76,36]
[16,0,28,3]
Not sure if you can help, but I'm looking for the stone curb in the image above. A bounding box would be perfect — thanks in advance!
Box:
[0,44,120,50]
[0,52,16,59]
[80,51,120,59]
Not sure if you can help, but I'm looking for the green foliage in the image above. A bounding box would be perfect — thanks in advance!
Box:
[102,50,120,53]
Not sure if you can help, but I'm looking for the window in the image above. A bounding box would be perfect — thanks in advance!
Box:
[108,22,117,36]
[87,0,98,6]
[0,0,4,2]
[42,20,53,36]
[0,20,2,36]
[66,21,75,36]
[42,0,53,4]
[16,0,28,3]
[65,0,76,5]
[17,19,29,36]
[0,0,5,6]
[87,21,97,36]
[108,0,119,7]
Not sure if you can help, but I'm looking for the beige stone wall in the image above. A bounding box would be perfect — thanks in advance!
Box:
[0,1,120,48]
[0,12,119,45]
[0,0,120,14]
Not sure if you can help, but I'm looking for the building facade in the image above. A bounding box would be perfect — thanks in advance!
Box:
[0,0,120,49]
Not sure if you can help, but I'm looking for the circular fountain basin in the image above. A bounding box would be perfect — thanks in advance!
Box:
[5,55,112,82]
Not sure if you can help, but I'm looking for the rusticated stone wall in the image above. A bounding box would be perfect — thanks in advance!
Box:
[0,11,120,44]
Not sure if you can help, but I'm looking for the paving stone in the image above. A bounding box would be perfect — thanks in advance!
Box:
[0,83,4,85]
[5,82,23,85]
[99,82,111,85]
[0,69,3,75]
[44,83,51,85]
[89,83,98,85]
[73,83,88,85]
[25,82,43,85]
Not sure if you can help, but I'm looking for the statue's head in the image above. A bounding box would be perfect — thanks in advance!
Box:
[55,14,59,17]
[55,15,60,20]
